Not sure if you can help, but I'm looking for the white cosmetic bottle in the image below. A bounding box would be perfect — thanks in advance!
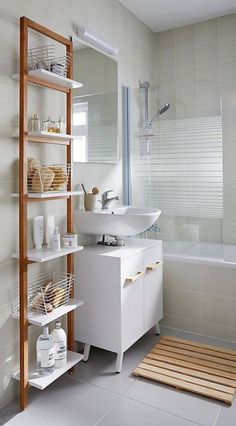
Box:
[36,325,55,375]
[51,226,61,251]
[45,216,55,249]
[33,216,44,249]
[51,320,67,368]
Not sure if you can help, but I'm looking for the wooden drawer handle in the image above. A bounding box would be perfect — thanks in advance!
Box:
[146,261,161,271]
[125,271,145,283]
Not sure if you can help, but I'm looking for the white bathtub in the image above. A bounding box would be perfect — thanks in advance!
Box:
[161,240,236,342]
[163,240,236,268]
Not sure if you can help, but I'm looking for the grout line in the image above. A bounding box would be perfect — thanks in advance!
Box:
[123,392,203,426]
[94,396,122,426]
[213,406,222,426]
[68,372,134,398]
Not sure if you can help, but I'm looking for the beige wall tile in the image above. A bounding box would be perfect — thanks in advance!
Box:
[203,294,231,327]
[203,322,231,340]
[175,317,202,334]
[174,25,195,48]
[163,287,175,316]
[195,19,218,43]
[175,290,202,321]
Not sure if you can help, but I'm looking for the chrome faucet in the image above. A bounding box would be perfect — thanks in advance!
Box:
[101,190,119,210]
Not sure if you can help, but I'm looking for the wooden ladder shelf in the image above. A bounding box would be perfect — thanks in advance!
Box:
[17,16,81,410]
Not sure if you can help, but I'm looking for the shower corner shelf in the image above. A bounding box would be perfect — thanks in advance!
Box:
[12,351,84,390]
[12,298,84,327]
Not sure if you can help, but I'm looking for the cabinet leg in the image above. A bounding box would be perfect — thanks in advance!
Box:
[83,344,91,362]
[116,352,123,374]
[155,322,160,335]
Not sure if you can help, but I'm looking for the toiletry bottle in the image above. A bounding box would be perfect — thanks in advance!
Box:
[33,216,44,249]
[58,116,65,133]
[31,114,40,132]
[36,325,55,375]
[45,216,55,249]
[51,226,61,251]
[51,320,67,368]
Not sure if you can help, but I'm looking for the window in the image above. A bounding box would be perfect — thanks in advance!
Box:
[73,102,88,162]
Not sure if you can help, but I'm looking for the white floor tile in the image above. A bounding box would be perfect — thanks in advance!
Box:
[5,375,118,426]
[130,326,179,354]
[97,396,200,426]
[125,378,221,426]
[176,330,236,349]
[215,404,236,425]
[72,346,144,394]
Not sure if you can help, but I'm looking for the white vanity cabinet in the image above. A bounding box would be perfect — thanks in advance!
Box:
[75,238,163,372]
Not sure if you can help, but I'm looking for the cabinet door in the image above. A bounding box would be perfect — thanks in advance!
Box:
[143,245,163,331]
[121,253,144,351]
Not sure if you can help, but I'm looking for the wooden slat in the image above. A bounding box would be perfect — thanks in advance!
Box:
[66,42,74,357]
[27,196,69,202]
[162,335,236,357]
[146,353,236,381]
[152,343,236,368]
[133,336,236,405]
[160,337,236,361]
[19,15,29,411]
[139,362,234,395]
[26,17,71,46]
[27,135,70,145]
[151,348,236,374]
[143,358,236,388]
[27,74,69,93]
[133,367,233,405]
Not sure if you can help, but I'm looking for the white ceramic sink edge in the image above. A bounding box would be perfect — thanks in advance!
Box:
[76,205,161,237]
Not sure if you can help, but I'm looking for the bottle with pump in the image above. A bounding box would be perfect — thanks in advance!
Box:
[51,226,61,251]
[36,325,55,375]
[51,320,67,368]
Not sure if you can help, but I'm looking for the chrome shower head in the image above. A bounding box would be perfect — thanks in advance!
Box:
[159,103,170,115]
[148,102,170,128]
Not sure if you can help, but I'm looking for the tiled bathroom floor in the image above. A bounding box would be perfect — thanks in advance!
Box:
[1,326,236,426]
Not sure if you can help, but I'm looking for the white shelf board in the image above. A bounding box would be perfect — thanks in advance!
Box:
[12,351,84,390]
[12,191,83,199]
[12,69,83,89]
[12,131,76,140]
[12,246,83,263]
[12,298,84,326]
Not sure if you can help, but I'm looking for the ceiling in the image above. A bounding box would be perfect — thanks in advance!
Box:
[119,0,236,32]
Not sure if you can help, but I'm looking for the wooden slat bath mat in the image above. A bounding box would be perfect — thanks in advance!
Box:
[133,336,236,405]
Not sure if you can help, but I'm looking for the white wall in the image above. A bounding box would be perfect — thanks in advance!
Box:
[0,0,156,409]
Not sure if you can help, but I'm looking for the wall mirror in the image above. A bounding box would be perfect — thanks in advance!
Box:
[72,39,118,163]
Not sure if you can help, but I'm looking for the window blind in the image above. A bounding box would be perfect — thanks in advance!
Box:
[131,116,223,218]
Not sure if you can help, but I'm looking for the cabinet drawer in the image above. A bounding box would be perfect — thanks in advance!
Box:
[121,252,144,350]
[143,244,163,331]
[144,243,163,271]
[122,252,145,286]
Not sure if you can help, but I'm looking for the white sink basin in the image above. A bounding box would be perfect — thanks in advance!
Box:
[76,205,161,237]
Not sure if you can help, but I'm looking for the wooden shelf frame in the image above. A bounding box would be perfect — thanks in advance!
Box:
[18,16,78,410]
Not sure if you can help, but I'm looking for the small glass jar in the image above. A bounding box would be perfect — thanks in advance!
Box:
[31,114,40,132]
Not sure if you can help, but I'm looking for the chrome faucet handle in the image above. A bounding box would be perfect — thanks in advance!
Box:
[102,190,114,200]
